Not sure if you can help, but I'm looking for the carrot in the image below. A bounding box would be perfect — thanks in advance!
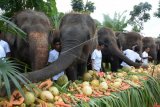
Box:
[55,101,71,107]
[74,94,84,97]
[104,92,111,96]
[121,85,130,90]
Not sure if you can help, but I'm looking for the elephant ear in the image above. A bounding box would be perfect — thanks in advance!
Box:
[3,33,17,47]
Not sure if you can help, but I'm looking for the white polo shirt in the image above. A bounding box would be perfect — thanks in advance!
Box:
[142,51,148,65]
[121,49,141,67]
[91,49,102,71]
[0,40,10,54]
[48,49,64,80]
[0,45,6,58]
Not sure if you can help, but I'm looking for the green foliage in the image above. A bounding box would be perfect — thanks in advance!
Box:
[51,12,64,29]
[0,0,57,18]
[154,0,160,18]
[93,19,102,28]
[84,1,96,13]
[71,0,84,12]
[0,15,26,38]
[71,0,95,13]
[0,58,32,99]
[129,2,152,32]
[102,11,128,32]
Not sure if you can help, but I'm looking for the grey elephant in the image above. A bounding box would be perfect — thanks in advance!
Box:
[98,28,142,71]
[3,10,51,70]
[142,37,157,62]
[116,32,143,54]
[24,13,96,82]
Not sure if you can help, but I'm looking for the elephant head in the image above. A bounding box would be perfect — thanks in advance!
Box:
[97,27,141,71]
[116,32,143,55]
[24,13,96,82]
[5,10,51,70]
[142,37,157,62]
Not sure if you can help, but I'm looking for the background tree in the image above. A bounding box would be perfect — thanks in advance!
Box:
[71,0,95,13]
[128,2,152,32]
[102,11,128,32]
[154,0,160,18]
[0,0,57,18]
[71,0,84,12]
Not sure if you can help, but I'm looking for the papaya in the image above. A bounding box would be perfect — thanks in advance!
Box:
[38,79,53,90]
[10,90,24,105]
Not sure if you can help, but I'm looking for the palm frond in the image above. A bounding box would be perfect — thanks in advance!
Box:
[0,58,31,99]
[0,15,26,39]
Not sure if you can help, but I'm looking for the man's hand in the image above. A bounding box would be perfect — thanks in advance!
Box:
[148,56,152,59]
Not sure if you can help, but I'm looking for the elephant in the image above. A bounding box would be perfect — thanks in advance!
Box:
[116,32,143,54]
[97,28,142,72]
[142,37,157,63]
[3,10,51,70]
[24,13,96,82]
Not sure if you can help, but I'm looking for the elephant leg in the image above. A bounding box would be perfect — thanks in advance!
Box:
[77,62,87,78]
[66,64,78,81]
[110,56,121,72]
[87,54,92,70]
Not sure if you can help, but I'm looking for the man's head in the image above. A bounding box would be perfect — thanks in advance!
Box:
[144,46,150,53]
[97,41,104,50]
[53,38,61,52]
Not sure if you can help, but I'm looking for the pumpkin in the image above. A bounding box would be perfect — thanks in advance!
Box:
[10,90,24,105]
[38,79,53,89]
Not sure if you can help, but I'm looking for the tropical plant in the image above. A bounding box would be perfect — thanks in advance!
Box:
[0,15,26,38]
[84,1,96,13]
[102,11,128,32]
[0,58,32,99]
[51,12,64,29]
[154,0,160,18]
[0,0,57,18]
[71,0,95,13]
[128,2,152,32]
[71,0,84,12]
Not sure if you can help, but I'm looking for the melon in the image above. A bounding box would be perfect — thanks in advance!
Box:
[57,74,68,86]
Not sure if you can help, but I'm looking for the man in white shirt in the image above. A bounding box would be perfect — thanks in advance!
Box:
[142,47,151,66]
[91,41,104,71]
[0,31,11,57]
[121,47,141,67]
[48,38,64,81]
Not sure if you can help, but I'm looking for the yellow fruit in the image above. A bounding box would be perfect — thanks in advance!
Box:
[24,92,35,105]
[83,72,92,81]
[91,79,99,87]
[49,86,59,96]
[130,75,139,82]
[113,81,121,88]
[114,78,122,83]
[40,91,54,102]
[88,70,94,75]
[82,81,90,87]
[82,86,92,96]
[105,75,112,80]
[99,82,108,90]
[117,73,124,77]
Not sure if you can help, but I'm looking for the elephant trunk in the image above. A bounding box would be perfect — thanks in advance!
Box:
[25,42,82,82]
[110,44,141,67]
[149,44,157,62]
[29,32,49,70]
